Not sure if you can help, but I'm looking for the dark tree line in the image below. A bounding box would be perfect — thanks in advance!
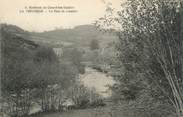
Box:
[0,24,103,117]
[0,25,74,116]
[97,0,183,117]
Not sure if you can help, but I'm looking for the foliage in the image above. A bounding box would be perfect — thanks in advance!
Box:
[62,48,85,74]
[90,39,100,50]
[97,0,183,116]
[67,83,103,109]
[1,26,61,116]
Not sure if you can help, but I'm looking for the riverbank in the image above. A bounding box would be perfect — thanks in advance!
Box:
[29,107,114,117]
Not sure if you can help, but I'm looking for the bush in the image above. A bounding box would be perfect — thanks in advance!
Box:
[90,99,106,108]
[111,90,175,117]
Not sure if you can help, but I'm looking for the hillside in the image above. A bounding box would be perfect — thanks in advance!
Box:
[0,24,118,48]
[30,25,117,48]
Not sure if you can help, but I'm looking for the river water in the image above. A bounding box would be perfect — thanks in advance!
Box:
[79,67,115,98]
[29,67,115,114]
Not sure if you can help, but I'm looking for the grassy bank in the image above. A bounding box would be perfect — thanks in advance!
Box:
[29,107,115,117]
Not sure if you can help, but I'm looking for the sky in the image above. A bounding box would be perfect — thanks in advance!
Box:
[0,0,122,32]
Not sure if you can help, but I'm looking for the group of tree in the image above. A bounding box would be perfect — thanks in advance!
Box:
[62,47,85,74]
[97,0,183,117]
[0,25,79,117]
[1,24,105,117]
[67,83,105,109]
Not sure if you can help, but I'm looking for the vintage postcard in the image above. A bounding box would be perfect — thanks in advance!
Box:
[0,0,183,117]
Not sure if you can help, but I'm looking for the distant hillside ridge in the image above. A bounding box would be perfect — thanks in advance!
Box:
[0,24,118,48]
[30,25,117,47]
[0,24,31,40]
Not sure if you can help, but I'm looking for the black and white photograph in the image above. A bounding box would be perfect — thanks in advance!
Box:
[0,0,183,117]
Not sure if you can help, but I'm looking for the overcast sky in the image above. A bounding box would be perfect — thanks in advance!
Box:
[0,0,122,32]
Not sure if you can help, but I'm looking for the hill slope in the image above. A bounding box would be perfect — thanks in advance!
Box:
[30,25,117,48]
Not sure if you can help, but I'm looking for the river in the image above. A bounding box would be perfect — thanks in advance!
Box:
[79,67,115,98]
[29,67,115,114]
